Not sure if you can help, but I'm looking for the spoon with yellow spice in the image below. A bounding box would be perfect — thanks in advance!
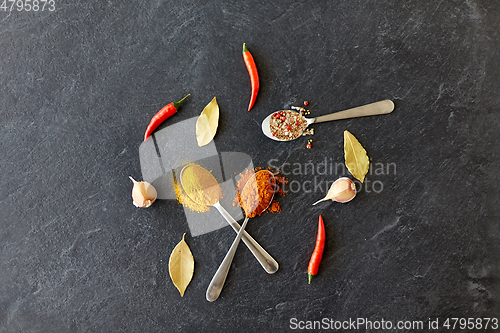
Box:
[206,170,276,301]
[179,165,279,275]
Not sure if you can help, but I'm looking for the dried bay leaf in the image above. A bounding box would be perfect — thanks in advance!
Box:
[344,130,370,183]
[196,97,219,147]
[169,233,194,297]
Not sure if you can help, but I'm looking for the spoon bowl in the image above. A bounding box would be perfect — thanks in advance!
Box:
[239,170,276,217]
[262,99,394,141]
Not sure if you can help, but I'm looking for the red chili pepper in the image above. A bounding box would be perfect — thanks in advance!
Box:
[242,43,259,111]
[144,94,190,141]
[308,215,325,284]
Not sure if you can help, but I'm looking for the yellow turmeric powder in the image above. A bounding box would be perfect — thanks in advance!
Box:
[179,165,222,209]
[174,180,210,213]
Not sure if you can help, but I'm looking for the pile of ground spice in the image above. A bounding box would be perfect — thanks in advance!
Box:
[233,167,287,216]
[175,180,210,213]
[239,170,275,218]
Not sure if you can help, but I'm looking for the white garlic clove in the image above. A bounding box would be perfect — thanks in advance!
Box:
[330,177,356,203]
[312,177,356,205]
[129,176,157,208]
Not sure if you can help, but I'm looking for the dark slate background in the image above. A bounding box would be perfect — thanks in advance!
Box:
[1,1,499,332]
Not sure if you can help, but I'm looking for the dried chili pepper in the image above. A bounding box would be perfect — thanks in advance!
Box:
[308,215,325,284]
[242,43,259,111]
[144,94,190,141]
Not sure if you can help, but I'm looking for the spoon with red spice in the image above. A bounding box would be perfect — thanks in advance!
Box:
[261,99,394,141]
[206,170,276,302]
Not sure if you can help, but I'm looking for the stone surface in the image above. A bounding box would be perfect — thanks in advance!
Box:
[1,1,499,332]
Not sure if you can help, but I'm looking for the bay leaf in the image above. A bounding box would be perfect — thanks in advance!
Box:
[196,97,219,147]
[168,233,194,297]
[344,130,370,183]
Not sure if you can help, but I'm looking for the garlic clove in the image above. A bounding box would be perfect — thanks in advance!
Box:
[312,177,356,205]
[330,177,357,203]
[130,176,157,208]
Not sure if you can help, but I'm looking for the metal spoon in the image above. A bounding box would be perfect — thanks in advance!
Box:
[261,99,395,141]
[179,165,279,274]
[206,170,276,302]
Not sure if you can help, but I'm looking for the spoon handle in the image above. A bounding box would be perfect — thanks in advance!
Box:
[213,202,279,274]
[206,217,249,302]
[313,100,394,123]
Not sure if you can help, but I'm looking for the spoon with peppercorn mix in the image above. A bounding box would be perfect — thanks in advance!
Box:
[261,99,394,141]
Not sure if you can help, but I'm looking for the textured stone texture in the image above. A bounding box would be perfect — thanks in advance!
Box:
[1,1,499,332]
